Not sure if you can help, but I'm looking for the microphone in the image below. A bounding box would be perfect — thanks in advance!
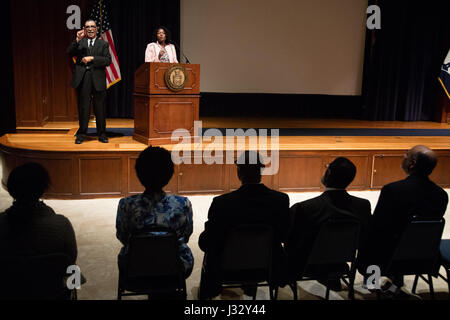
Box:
[171,41,191,64]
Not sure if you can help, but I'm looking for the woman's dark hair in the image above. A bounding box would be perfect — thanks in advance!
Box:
[7,162,50,201]
[135,146,174,192]
[152,26,172,44]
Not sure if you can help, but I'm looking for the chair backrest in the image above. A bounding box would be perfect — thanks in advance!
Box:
[386,218,445,275]
[306,218,360,266]
[126,227,183,279]
[220,224,273,273]
[0,253,71,300]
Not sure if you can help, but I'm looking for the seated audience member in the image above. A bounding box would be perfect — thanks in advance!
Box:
[358,145,448,296]
[198,151,290,299]
[0,162,78,265]
[116,146,194,279]
[285,157,371,289]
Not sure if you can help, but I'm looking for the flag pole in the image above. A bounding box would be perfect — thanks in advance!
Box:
[99,0,103,37]
[90,0,103,125]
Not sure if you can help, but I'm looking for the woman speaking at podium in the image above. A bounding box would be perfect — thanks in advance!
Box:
[145,26,178,63]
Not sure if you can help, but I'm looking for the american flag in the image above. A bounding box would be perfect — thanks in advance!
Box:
[439,49,450,100]
[90,0,121,89]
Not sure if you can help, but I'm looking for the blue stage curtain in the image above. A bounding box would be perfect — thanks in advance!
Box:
[362,0,450,121]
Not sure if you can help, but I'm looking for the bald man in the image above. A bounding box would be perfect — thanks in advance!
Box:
[359,145,448,295]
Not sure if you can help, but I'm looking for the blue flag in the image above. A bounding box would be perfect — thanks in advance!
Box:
[439,49,450,100]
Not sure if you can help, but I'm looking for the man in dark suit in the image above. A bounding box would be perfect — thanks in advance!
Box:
[67,20,111,144]
[285,157,371,289]
[358,145,448,294]
[198,151,290,299]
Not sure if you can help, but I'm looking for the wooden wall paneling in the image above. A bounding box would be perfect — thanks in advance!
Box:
[11,0,88,125]
[40,0,52,124]
[177,159,226,194]
[49,0,82,121]
[133,95,150,143]
[149,96,199,138]
[429,153,450,188]
[278,154,324,192]
[134,94,200,145]
[11,0,44,127]
[371,154,406,189]
[78,156,122,196]
[72,154,81,198]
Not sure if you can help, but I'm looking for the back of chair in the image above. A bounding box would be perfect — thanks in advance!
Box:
[386,218,445,276]
[0,253,71,300]
[126,229,182,279]
[306,218,360,266]
[220,225,273,275]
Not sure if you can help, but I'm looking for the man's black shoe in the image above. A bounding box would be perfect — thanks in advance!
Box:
[98,135,109,143]
[75,135,85,144]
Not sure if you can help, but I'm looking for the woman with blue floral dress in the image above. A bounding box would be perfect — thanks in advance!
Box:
[116,146,193,278]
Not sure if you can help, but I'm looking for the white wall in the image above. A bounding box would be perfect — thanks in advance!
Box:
[181,0,367,95]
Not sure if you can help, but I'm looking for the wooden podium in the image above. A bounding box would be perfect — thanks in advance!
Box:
[133,62,200,145]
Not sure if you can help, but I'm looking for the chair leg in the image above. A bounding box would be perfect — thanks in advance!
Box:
[348,266,357,300]
[348,276,355,300]
[271,285,278,300]
[428,274,435,300]
[325,286,330,300]
[412,275,419,294]
[376,289,381,300]
[439,269,450,294]
[289,282,298,300]
[269,286,274,300]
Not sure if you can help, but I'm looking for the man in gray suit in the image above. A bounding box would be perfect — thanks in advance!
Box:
[67,20,111,144]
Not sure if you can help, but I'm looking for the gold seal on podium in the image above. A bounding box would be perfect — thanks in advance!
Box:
[165,65,188,92]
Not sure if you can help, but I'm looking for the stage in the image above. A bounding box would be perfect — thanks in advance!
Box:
[1,117,450,199]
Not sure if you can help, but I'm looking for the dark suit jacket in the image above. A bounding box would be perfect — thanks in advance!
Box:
[0,204,78,265]
[67,38,111,91]
[285,190,371,277]
[198,183,290,296]
[359,174,448,270]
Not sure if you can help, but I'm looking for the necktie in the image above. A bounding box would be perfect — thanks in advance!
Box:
[88,40,93,55]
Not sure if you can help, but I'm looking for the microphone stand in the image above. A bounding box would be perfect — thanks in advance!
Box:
[171,41,191,64]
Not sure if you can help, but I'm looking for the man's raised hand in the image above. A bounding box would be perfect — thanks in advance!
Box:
[76,30,86,42]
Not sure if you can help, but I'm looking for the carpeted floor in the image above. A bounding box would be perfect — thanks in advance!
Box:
[0,164,449,300]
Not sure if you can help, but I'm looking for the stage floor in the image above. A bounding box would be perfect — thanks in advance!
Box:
[2,118,450,199]
[10,117,450,152]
